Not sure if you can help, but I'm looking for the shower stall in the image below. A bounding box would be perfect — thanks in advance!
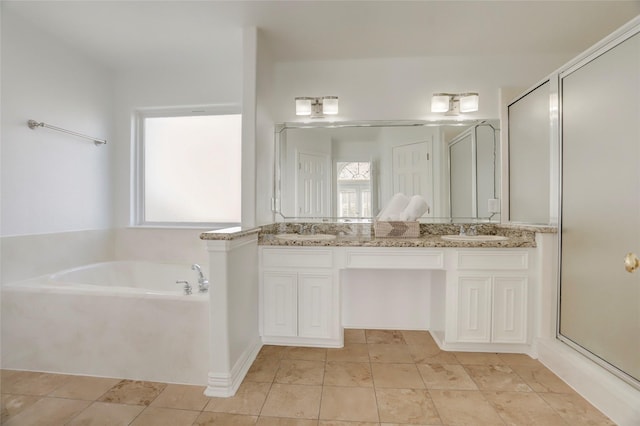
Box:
[559,26,640,388]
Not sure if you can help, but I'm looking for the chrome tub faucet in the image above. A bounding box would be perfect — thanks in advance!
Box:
[176,280,192,295]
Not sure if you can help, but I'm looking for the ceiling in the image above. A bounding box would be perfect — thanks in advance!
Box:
[3,1,640,71]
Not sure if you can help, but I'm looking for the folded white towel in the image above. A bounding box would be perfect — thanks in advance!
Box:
[377,193,410,221]
[400,195,430,221]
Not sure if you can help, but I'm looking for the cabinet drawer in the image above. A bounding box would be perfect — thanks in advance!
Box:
[345,248,444,269]
[262,248,333,269]
[457,251,528,270]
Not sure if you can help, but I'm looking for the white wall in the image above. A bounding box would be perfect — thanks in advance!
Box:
[1,11,114,237]
[255,30,277,225]
[342,269,433,329]
[242,27,258,228]
[109,42,243,260]
[111,36,243,229]
[1,11,244,278]
[269,54,573,122]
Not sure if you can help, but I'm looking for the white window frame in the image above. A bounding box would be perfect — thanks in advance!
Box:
[133,104,242,228]
[336,161,372,218]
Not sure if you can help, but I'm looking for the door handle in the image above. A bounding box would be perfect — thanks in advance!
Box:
[624,253,639,273]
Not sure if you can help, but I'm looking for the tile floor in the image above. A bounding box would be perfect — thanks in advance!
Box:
[1,329,616,425]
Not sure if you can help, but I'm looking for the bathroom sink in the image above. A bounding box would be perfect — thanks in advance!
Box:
[441,235,508,242]
[275,233,337,241]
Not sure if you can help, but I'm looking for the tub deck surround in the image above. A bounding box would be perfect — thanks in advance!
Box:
[199,226,261,241]
[1,261,209,385]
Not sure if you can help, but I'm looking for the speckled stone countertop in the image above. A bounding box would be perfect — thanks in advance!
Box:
[200,226,261,241]
[201,223,556,247]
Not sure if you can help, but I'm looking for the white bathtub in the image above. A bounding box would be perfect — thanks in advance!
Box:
[1,261,210,385]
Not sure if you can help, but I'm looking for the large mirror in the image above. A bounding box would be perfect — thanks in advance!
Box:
[273,120,500,222]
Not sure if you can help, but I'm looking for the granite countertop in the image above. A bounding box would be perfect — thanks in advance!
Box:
[258,233,536,248]
[201,222,557,247]
[200,226,261,241]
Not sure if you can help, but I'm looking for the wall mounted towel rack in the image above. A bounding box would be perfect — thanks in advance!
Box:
[27,120,107,145]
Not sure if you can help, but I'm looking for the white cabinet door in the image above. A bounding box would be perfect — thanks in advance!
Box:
[492,277,527,343]
[457,276,492,342]
[263,271,298,337]
[298,273,333,338]
[456,274,527,344]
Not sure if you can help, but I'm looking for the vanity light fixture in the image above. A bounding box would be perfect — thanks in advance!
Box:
[295,96,339,118]
[431,92,479,115]
[295,97,313,116]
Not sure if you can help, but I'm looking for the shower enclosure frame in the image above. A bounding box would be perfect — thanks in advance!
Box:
[556,22,640,391]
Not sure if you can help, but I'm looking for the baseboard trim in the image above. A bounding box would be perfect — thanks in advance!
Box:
[204,336,262,397]
[261,335,342,348]
[537,338,640,426]
[430,330,532,355]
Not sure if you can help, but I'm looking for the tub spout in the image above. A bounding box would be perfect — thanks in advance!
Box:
[176,280,192,295]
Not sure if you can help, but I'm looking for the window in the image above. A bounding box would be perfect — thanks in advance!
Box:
[336,161,371,217]
[135,107,241,226]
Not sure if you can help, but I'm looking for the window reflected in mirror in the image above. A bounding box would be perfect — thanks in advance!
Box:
[337,161,372,218]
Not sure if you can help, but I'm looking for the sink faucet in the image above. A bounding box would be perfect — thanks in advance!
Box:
[191,264,209,293]
[459,225,466,236]
[297,223,312,234]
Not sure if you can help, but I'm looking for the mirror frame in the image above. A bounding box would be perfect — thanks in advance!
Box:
[273,119,498,222]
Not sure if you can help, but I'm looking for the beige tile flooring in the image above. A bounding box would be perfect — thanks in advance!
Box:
[1,329,616,425]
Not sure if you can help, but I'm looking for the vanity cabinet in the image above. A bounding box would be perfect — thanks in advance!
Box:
[451,250,529,345]
[259,244,533,351]
[456,274,527,343]
[260,247,340,346]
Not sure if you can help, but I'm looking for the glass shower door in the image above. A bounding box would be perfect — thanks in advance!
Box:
[560,31,640,385]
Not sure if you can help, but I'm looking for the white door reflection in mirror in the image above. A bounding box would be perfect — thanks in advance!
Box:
[392,141,433,218]
[337,162,371,217]
[296,152,331,217]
